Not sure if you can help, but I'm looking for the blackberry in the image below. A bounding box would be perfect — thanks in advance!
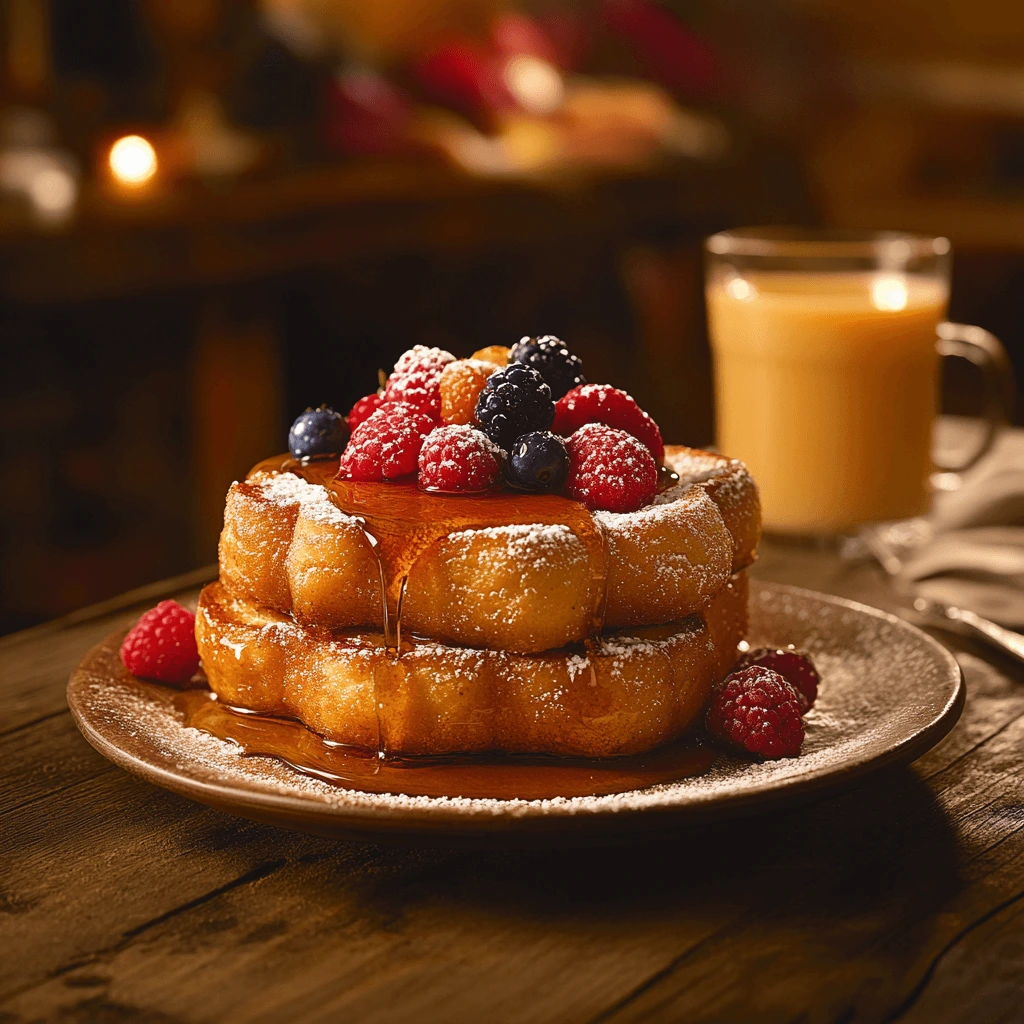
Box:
[288,406,348,459]
[509,335,585,400]
[508,431,569,492]
[474,362,554,451]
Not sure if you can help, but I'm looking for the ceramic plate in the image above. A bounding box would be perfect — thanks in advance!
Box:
[67,581,963,844]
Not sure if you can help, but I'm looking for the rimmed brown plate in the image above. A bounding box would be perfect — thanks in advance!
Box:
[67,581,963,844]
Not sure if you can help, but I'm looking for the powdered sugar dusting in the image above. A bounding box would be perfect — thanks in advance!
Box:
[249,471,353,527]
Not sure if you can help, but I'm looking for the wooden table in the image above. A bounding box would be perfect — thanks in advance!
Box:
[3,544,1024,1023]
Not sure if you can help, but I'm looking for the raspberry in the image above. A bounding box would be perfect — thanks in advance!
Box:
[509,335,585,400]
[346,393,383,431]
[382,345,455,420]
[474,361,555,451]
[338,401,435,480]
[471,345,510,366]
[120,600,200,686]
[439,358,501,425]
[392,344,456,379]
[706,665,804,759]
[418,424,504,492]
[565,423,657,513]
[736,647,819,713]
[554,384,664,460]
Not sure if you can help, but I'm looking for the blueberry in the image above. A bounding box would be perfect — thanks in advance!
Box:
[508,431,569,492]
[288,406,347,459]
[509,335,585,401]
[474,362,554,451]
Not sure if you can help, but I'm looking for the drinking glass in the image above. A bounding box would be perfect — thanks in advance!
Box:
[705,227,1013,535]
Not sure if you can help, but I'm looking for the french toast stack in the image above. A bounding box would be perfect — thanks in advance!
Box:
[195,445,760,758]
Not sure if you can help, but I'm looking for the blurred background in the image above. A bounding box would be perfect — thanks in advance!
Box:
[2,0,1023,633]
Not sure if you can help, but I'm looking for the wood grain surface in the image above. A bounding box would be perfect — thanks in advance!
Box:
[3,549,1024,1024]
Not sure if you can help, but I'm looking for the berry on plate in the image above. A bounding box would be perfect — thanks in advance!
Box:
[382,345,455,420]
[338,401,436,480]
[346,393,383,432]
[565,423,657,513]
[509,335,585,400]
[418,424,504,492]
[507,430,569,492]
[554,384,664,460]
[737,647,819,713]
[706,665,804,759]
[120,600,201,686]
[439,358,501,425]
[288,406,348,460]
[474,361,555,451]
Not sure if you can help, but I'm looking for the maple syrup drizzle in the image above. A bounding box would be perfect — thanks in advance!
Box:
[658,463,681,493]
[260,453,680,648]
[252,455,613,752]
[267,458,610,640]
[173,688,714,800]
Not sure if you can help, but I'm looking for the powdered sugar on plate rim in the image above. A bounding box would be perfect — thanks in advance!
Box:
[68,580,963,830]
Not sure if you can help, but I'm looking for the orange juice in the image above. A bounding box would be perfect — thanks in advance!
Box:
[707,271,948,533]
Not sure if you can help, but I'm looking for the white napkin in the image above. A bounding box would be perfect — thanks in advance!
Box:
[899,423,1024,626]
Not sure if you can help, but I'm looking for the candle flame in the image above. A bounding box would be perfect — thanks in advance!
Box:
[109,135,157,185]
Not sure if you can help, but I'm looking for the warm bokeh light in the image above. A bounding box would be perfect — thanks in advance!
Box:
[28,166,76,222]
[871,274,909,311]
[503,56,565,116]
[108,135,157,185]
[725,276,755,301]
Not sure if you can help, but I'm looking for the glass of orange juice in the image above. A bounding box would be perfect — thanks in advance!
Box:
[705,228,1013,535]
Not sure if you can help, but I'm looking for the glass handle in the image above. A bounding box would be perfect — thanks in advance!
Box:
[934,322,1016,474]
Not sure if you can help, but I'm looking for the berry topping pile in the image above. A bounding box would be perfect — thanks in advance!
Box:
[509,335,586,400]
[566,424,657,513]
[338,401,435,481]
[418,424,504,492]
[475,362,555,451]
[296,336,668,512]
[706,665,805,759]
[554,384,664,460]
[288,406,348,460]
[120,600,201,686]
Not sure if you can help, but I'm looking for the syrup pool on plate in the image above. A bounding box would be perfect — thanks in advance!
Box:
[173,686,715,801]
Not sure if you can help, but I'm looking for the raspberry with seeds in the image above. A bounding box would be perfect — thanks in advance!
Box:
[418,424,504,492]
[338,401,435,480]
[439,358,501,425]
[120,600,200,686]
[565,423,657,513]
[554,384,664,460]
[392,344,456,379]
[382,345,455,420]
[347,393,383,431]
[736,647,819,713]
[706,665,804,759]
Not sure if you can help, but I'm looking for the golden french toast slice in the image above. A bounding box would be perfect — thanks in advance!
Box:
[217,446,758,653]
[196,574,748,758]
